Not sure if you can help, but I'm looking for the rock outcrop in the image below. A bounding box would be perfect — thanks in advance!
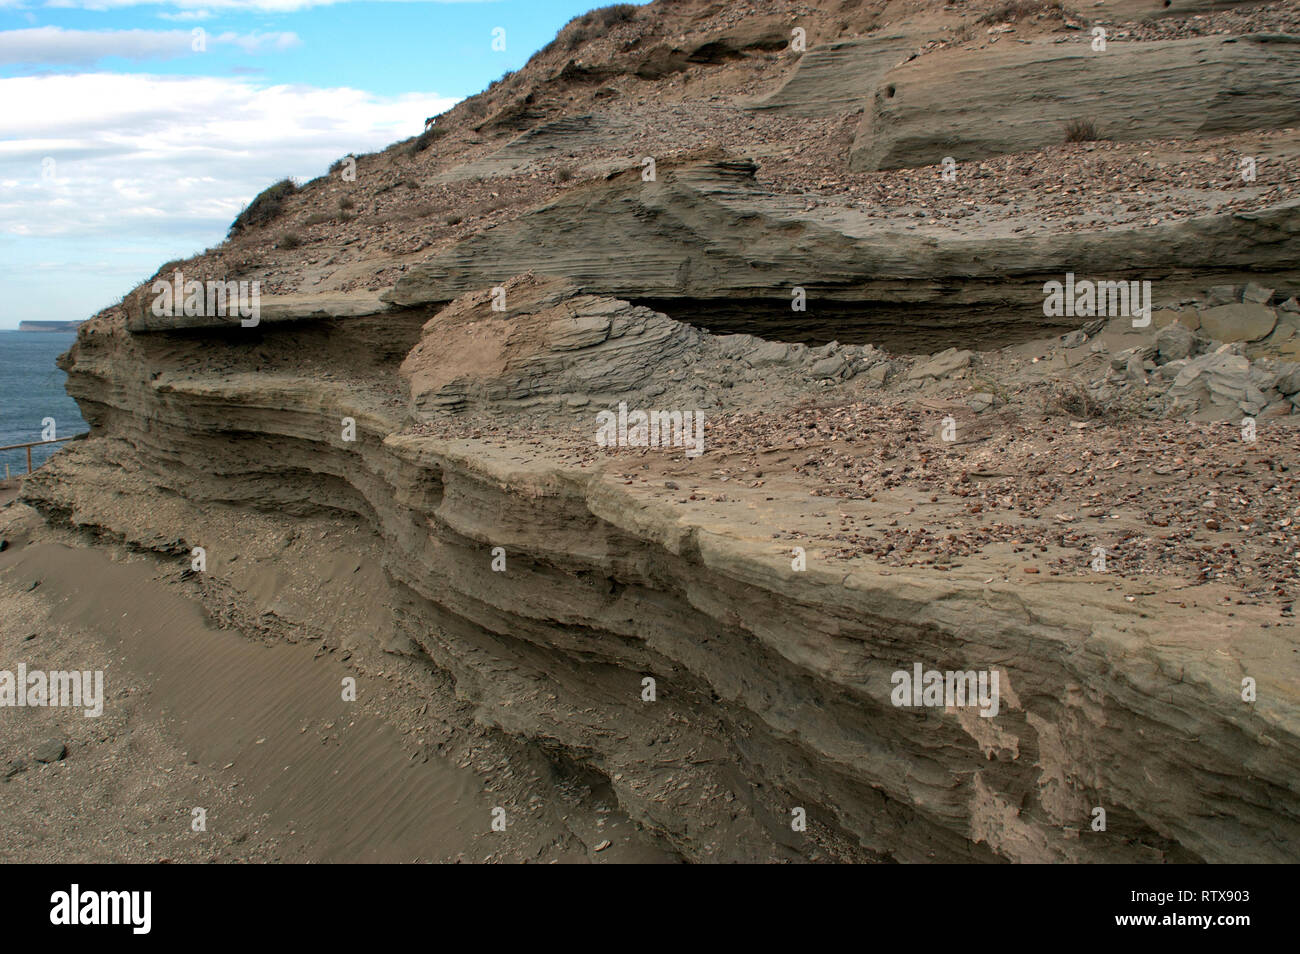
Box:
[754,33,914,116]
[21,280,1300,862]
[852,35,1300,171]
[381,160,1300,351]
[398,274,887,415]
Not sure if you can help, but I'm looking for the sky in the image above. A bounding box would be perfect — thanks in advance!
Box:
[0,0,639,329]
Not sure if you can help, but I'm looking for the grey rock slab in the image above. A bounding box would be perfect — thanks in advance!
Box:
[382,160,1300,338]
[907,348,972,381]
[1207,285,1240,306]
[1275,363,1300,396]
[1197,303,1278,343]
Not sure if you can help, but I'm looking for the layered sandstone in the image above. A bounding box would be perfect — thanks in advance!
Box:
[16,0,1300,863]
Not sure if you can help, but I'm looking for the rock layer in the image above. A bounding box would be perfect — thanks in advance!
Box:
[852,35,1300,171]
[382,159,1300,349]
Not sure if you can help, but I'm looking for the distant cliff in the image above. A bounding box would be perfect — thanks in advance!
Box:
[18,320,83,332]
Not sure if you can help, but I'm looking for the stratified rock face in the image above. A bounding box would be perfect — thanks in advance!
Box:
[633,15,791,78]
[399,273,890,414]
[852,35,1300,171]
[124,287,390,334]
[383,159,1300,349]
[754,34,914,116]
[436,114,627,183]
[24,297,1300,864]
[399,275,702,413]
[1106,0,1268,16]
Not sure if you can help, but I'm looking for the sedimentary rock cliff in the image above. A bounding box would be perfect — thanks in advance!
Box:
[18,0,1300,862]
[26,289,1300,863]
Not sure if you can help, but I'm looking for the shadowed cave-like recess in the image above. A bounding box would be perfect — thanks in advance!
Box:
[629,297,1078,353]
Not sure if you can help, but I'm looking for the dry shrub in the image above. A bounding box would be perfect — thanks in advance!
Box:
[408,125,448,155]
[1064,118,1101,143]
[229,177,297,235]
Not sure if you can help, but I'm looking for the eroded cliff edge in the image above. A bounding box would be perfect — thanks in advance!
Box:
[17,290,1299,863]
[14,0,1300,862]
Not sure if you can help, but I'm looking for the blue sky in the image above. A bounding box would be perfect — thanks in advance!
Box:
[0,0,637,328]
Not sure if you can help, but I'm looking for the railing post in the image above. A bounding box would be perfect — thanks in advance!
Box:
[0,435,87,476]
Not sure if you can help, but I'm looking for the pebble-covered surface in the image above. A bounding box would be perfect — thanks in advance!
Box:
[405,388,1300,608]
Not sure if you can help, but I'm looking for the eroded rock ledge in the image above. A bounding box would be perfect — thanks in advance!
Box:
[20,306,1300,863]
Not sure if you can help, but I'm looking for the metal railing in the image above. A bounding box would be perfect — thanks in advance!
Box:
[0,434,86,478]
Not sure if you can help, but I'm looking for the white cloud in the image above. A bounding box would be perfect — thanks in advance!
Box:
[0,26,301,65]
[22,0,473,12]
[0,72,458,324]
[1,71,458,235]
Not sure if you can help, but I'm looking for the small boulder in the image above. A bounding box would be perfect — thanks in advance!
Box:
[743,339,793,367]
[1241,282,1275,305]
[34,740,67,764]
[1249,365,1281,394]
[1275,363,1300,396]
[907,347,972,381]
[810,354,847,380]
[1125,353,1147,384]
[1262,317,1297,349]
[1167,352,1253,412]
[861,362,890,387]
[1155,359,1188,382]
[1240,385,1268,416]
[1155,321,1194,363]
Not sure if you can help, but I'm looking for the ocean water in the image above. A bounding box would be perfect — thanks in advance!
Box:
[0,331,88,478]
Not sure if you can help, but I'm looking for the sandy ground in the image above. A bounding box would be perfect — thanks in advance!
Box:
[0,490,676,863]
